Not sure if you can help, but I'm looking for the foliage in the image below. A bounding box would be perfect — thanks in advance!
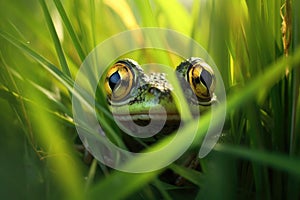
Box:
[0,0,299,199]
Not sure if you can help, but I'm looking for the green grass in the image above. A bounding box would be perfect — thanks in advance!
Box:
[0,0,300,199]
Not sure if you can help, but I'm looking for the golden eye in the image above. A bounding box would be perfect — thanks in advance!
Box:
[104,61,134,101]
[187,60,216,101]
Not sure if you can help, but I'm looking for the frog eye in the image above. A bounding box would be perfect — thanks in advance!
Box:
[104,61,134,101]
[187,60,216,101]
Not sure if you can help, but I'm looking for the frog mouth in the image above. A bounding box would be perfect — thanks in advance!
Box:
[112,112,182,121]
[112,112,182,136]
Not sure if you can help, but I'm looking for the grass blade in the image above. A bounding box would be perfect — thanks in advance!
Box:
[0,30,74,90]
[215,144,300,177]
[169,164,204,187]
[52,0,86,61]
[38,0,71,78]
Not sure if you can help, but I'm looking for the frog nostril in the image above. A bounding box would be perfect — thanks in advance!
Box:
[148,87,160,95]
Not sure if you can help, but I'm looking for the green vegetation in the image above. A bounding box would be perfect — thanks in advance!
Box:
[0,0,299,199]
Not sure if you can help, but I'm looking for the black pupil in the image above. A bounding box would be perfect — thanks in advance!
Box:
[200,69,212,88]
[109,71,121,91]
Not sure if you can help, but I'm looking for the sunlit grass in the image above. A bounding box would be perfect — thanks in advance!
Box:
[0,0,299,199]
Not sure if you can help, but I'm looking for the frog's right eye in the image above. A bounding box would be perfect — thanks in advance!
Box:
[104,61,134,101]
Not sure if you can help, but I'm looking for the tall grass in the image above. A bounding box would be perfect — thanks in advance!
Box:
[0,0,299,199]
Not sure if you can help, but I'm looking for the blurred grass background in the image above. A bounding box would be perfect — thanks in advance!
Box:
[0,0,300,199]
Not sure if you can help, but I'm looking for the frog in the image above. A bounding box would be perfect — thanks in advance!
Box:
[103,57,216,152]
[104,57,216,135]
[102,57,217,185]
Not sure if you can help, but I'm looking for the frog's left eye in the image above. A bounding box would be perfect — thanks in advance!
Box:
[187,60,216,101]
[104,61,134,101]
